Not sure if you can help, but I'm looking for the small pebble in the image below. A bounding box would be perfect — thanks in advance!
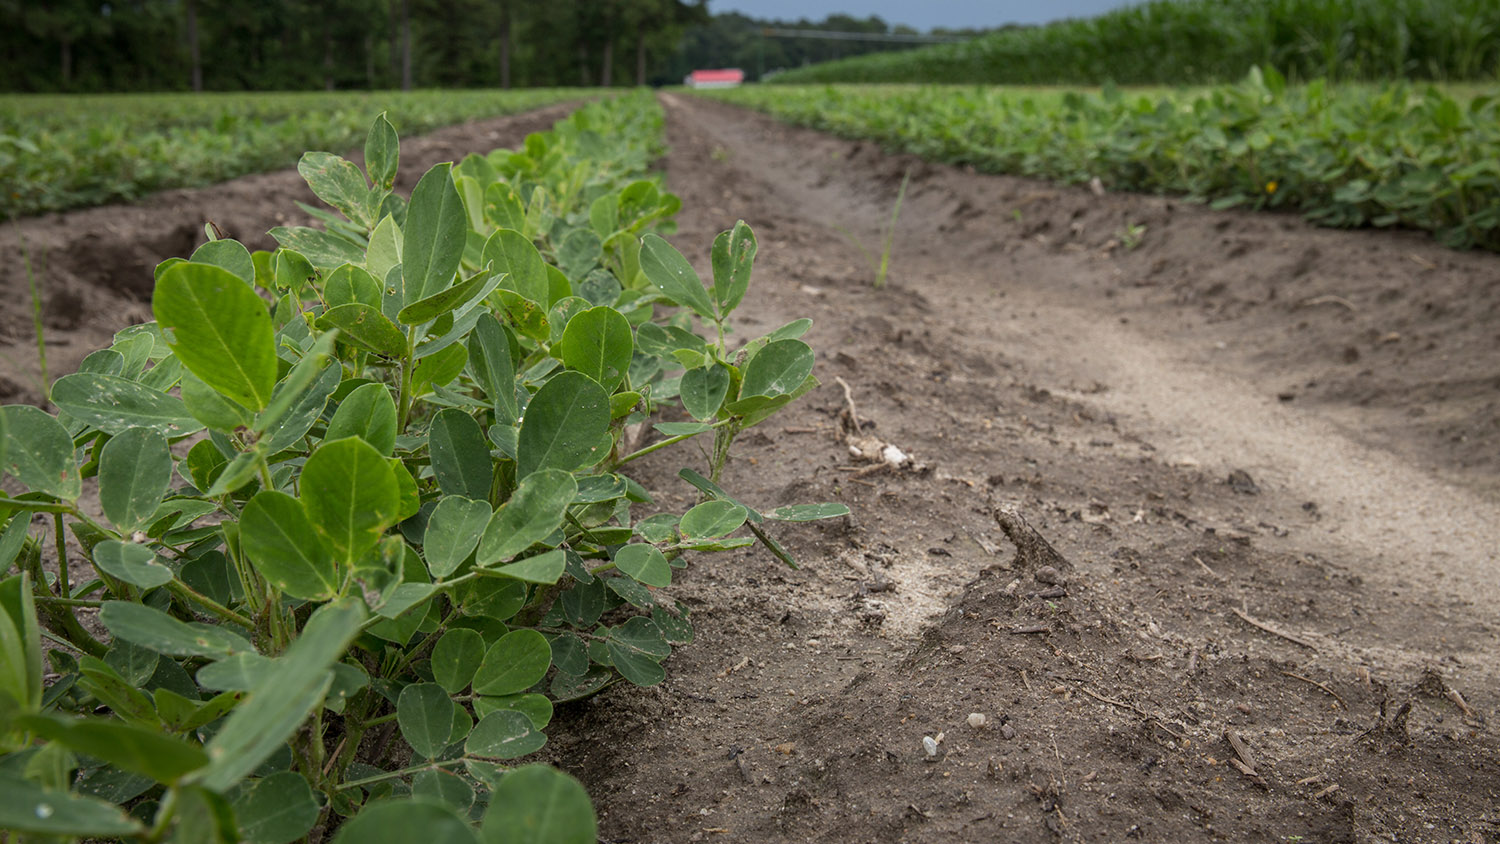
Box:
[922,735,939,757]
[967,713,987,729]
[1001,724,1017,740]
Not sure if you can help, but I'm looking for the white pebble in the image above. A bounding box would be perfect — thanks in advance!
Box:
[967,712,987,729]
[922,735,939,757]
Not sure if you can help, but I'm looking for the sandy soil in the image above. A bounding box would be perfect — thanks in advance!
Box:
[3,94,1498,842]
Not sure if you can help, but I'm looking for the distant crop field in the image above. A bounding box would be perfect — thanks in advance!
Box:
[770,0,1500,86]
[705,73,1500,250]
[0,89,586,219]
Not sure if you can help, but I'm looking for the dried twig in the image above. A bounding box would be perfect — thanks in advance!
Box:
[1077,686,1185,740]
[1192,555,1222,580]
[1010,624,1050,635]
[1299,294,1356,311]
[1446,687,1478,719]
[1231,606,1319,651]
[1224,730,1268,787]
[1312,783,1340,800]
[1281,670,1347,709]
[834,376,862,434]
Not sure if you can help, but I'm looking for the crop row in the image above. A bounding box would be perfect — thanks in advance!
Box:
[0,88,586,219]
[769,0,1500,86]
[0,91,838,842]
[703,71,1500,250]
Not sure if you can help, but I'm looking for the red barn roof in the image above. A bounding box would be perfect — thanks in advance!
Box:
[686,69,746,87]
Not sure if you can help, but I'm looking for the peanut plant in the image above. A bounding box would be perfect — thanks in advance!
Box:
[0,92,844,843]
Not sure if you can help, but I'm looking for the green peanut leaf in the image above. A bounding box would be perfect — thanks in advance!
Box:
[270,226,366,269]
[332,799,478,844]
[404,162,467,304]
[398,682,457,759]
[739,338,815,398]
[18,714,208,784]
[424,496,492,579]
[324,263,383,308]
[398,266,499,325]
[99,602,251,659]
[325,382,398,456]
[300,437,401,566]
[612,544,671,588]
[317,303,407,358]
[517,371,610,477]
[680,364,731,421]
[493,548,566,584]
[429,408,493,500]
[468,314,518,424]
[411,343,468,394]
[558,306,634,392]
[606,616,670,686]
[680,500,749,539]
[240,491,339,601]
[639,234,716,319]
[153,262,277,411]
[0,572,42,711]
[432,628,486,694]
[0,774,145,837]
[98,428,172,531]
[476,469,575,566]
[482,228,549,305]
[367,216,402,286]
[710,220,757,316]
[195,653,273,692]
[299,151,373,228]
[0,405,80,500]
[466,710,545,760]
[413,768,475,813]
[92,541,172,589]
[473,629,551,697]
[231,770,320,844]
[190,599,366,792]
[191,239,255,285]
[253,330,338,440]
[365,112,399,191]
[482,765,596,844]
[474,693,553,730]
[52,372,201,438]
[182,371,254,432]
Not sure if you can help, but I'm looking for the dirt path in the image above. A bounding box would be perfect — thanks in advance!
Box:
[3,95,1499,841]
[544,94,1500,842]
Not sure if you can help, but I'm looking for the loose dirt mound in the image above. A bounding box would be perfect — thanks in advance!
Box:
[3,96,1499,842]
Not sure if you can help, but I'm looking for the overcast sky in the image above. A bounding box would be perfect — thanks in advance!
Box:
[707,0,1140,30]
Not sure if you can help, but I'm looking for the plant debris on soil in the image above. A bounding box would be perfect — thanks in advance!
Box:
[4,94,1500,843]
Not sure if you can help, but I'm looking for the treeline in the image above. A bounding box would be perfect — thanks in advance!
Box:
[0,0,707,92]
[0,0,985,93]
[662,12,999,83]
[771,0,1500,85]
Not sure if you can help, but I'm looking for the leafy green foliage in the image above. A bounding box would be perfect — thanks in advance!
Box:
[0,90,588,219]
[0,94,846,842]
[708,74,1500,250]
[769,0,1500,87]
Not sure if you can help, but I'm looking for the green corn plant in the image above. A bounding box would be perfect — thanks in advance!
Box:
[0,93,845,843]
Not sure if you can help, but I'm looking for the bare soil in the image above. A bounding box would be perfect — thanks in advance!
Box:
[4,94,1500,843]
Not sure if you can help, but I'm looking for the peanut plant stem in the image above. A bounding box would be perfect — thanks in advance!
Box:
[52,513,68,597]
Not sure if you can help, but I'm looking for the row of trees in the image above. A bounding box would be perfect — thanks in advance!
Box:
[0,0,711,92]
[1,0,992,93]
